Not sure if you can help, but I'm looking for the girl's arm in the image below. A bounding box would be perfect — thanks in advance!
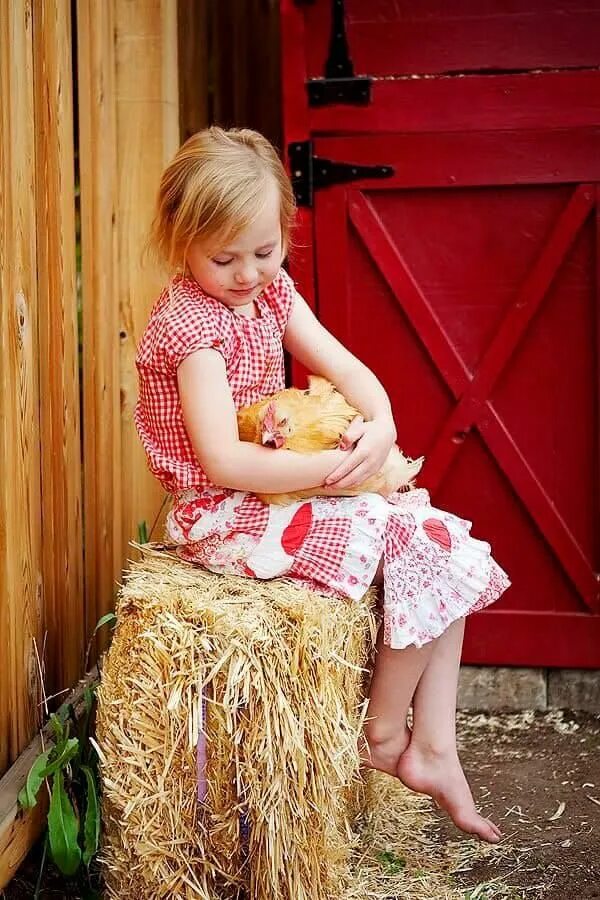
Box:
[177,348,347,492]
[283,294,397,488]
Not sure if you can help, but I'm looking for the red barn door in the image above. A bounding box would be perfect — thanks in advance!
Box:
[281,0,600,667]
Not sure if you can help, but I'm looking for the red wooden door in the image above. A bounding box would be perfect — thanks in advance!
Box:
[282,0,600,667]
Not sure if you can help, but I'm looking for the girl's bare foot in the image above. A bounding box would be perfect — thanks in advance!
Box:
[396,740,502,843]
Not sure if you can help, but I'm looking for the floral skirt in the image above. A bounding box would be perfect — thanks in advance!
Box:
[166,487,510,649]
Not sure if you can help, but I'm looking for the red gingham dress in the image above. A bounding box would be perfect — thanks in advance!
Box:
[135,269,510,649]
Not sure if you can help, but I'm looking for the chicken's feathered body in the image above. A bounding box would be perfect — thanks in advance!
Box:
[237,376,424,505]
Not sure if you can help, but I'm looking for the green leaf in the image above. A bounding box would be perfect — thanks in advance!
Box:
[79,686,97,765]
[81,765,100,866]
[67,702,78,727]
[18,749,52,809]
[49,712,66,743]
[47,770,82,876]
[42,738,79,778]
[94,612,117,635]
[55,701,71,724]
[137,520,149,544]
[83,685,96,716]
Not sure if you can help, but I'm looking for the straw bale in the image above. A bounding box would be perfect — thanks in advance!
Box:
[97,548,378,899]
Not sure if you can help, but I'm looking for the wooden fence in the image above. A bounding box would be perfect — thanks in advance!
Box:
[0,0,279,884]
[0,0,177,883]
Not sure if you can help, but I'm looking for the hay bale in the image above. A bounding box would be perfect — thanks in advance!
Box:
[97,548,377,899]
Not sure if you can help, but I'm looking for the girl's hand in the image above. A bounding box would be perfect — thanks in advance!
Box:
[324,415,397,488]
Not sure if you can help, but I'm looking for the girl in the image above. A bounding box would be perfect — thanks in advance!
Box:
[135,126,510,844]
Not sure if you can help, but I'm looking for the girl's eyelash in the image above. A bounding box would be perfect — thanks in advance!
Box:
[213,249,273,265]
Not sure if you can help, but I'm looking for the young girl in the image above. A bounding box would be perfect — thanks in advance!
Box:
[135,126,510,844]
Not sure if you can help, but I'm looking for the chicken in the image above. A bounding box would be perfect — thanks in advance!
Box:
[237,375,424,505]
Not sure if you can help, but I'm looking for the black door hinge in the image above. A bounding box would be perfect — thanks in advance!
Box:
[306,0,372,107]
[289,140,394,207]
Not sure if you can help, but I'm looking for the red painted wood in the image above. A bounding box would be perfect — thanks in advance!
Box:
[476,413,600,612]
[280,1,600,667]
[280,0,316,389]
[347,193,470,392]
[464,610,600,668]
[317,130,600,189]
[316,175,600,659]
[597,188,600,575]
[314,187,351,346]
[280,0,315,310]
[349,188,600,612]
[304,1,600,78]
[309,72,600,136]
[417,187,595,489]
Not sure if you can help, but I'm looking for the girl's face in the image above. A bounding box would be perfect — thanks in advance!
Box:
[186,178,285,312]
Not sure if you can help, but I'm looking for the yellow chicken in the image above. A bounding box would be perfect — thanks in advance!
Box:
[237,376,424,505]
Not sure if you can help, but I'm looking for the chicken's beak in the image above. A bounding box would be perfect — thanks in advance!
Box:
[262,431,284,449]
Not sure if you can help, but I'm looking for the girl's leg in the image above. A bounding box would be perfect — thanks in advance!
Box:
[361,557,436,771]
[361,627,436,774]
[395,618,502,842]
[363,559,501,842]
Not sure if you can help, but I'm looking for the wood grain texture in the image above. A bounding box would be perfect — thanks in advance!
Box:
[0,0,44,774]
[178,0,209,142]
[309,71,600,136]
[114,0,178,569]
[303,0,600,77]
[33,0,84,701]
[211,0,281,148]
[77,0,122,653]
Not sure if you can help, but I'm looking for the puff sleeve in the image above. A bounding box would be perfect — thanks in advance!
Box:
[139,282,237,375]
[262,267,300,335]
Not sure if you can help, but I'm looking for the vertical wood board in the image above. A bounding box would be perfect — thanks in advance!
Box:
[33,0,84,699]
[76,0,122,651]
[114,0,179,562]
[0,0,43,771]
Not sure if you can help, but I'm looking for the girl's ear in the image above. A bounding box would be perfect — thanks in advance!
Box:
[307,375,334,397]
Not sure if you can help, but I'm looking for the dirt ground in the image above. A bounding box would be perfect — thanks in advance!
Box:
[449,708,600,899]
[2,708,598,899]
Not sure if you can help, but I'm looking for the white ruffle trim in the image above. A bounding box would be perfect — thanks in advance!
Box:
[382,491,510,649]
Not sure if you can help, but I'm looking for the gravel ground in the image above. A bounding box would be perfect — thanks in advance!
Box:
[2,708,598,899]
[447,708,600,899]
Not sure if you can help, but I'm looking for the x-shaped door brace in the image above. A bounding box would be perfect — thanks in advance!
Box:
[349,186,599,611]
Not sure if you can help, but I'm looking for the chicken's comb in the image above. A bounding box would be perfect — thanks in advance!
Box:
[262,400,278,433]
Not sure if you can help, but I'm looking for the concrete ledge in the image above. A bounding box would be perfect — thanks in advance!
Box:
[458,666,547,711]
[547,669,600,712]
[457,666,600,712]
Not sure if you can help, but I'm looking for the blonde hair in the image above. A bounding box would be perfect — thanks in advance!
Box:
[150,126,296,270]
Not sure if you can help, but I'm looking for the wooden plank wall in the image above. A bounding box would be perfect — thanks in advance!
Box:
[0,0,44,777]
[115,0,180,576]
[0,0,283,771]
[179,0,281,150]
[178,0,209,142]
[76,0,122,657]
[0,0,180,885]
[77,0,179,654]
[34,0,84,700]
[212,0,281,148]
[0,0,283,883]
